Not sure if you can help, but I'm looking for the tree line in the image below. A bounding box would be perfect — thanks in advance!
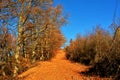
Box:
[65,24,120,79]
[0,0,66,79]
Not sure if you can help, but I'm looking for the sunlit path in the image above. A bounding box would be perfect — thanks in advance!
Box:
[18,50,109,80]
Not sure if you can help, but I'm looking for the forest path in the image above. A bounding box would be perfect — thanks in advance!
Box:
[18,50,106,80]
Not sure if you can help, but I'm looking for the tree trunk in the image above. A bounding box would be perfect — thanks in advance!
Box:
[14,1,25,77]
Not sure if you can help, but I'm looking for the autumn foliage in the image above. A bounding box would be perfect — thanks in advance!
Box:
[0,0,66,78]
[65,26,120,79]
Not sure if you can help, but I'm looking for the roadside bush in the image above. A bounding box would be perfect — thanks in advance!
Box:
[65,34,96,65]
[65,26,120,79]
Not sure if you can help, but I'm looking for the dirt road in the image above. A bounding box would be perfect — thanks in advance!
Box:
[18,50,108,80]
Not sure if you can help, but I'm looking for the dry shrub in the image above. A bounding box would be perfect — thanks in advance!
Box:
[65,34,96,65]
[65,26,120,79]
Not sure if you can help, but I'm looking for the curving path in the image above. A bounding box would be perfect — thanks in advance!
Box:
[18,50,109,80]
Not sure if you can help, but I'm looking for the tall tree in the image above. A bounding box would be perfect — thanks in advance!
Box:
[0,0,66,77]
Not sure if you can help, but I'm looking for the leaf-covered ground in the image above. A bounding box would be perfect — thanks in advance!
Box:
[18,50,111,80]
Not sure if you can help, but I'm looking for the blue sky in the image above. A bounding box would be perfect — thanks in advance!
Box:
[54,0,120,46]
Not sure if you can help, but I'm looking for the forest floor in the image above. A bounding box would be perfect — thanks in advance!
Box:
[18,50,111,80]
